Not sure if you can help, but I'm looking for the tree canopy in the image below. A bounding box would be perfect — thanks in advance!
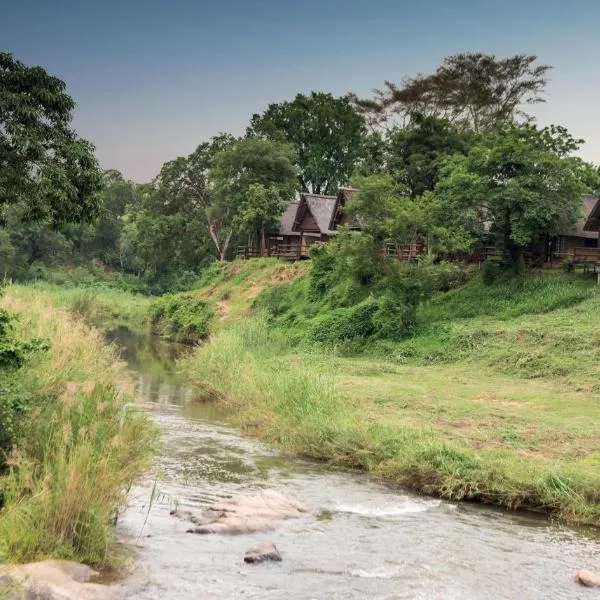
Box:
[353,53,551,132]
[210,138,298,256]
[0,52,102,225]
[247,92,366,194]
[433,125,589,267]
[387,115,471,197]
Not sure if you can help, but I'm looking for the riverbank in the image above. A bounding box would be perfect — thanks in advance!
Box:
[12,266,600,526]
[180,314,600,524]
[177,267,600,525]
[0,287,155,567]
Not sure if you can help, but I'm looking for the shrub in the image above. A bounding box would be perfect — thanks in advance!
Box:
[310,299,378,344]
[151,293,213,342]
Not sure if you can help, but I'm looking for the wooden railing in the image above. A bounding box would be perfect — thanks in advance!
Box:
[236,243,303,261]
[269,243,302,260]
[384,242,424,261]
[235,246,263,260]
[567,247,600,263]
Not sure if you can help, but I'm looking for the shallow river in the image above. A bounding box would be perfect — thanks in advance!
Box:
[109,327,600,600]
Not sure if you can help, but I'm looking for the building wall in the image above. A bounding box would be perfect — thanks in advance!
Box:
[557,235,598,254]
[299,213,319,232]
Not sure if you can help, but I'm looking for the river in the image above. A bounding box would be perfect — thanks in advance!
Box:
[108,327,600,599]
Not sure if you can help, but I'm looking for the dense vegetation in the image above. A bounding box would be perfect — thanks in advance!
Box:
[0,54,154,568]
[179,265,600,524]
[2,45,600,572]
[0,288,155,566]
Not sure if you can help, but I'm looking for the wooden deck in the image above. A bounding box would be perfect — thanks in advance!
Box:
[236,244,304,261]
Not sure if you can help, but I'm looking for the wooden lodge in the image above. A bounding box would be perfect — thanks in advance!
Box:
[237,190,600,269]
[238,187,360,260]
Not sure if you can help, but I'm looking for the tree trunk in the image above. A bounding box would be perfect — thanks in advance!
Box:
[510,244,525,274]
[219,231,233,262]
[261,229,266,257]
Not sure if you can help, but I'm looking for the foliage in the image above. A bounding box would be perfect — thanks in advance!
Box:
[433,125,590,268]
[247,92,367,194]
[257,230,467,346]
[0,309,49,455]
[0,53,102,225]
[353,53,551,131]
[151,293,213,342]
[210,138,298,255]
[0,288,155,566]
[151,134,235,262]
[387,115,471,197]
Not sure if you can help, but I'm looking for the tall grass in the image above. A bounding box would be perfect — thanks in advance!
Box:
[418,271,597,323]
[0,287,156,567]
[24,282,153,335]
[181,311,600,525]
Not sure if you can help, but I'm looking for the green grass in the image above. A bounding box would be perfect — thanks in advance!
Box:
[23,281,153,335]
[150,293,213,343]
[180,269,600,525]
[0,286,156,567]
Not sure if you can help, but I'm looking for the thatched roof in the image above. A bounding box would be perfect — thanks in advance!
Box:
[582,195,600,233]
[306,194,338,234]
[291,193,338,235]
[277,200,301,236]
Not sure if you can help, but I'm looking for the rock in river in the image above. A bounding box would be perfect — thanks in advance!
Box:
[171,489,308,534]
[244,541,282,564]
[576,569,600,588]
[1,560,116,600]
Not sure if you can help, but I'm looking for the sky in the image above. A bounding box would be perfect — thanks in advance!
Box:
[3,0,600,182]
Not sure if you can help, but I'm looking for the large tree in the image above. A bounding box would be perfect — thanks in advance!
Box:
[434,125,590,268]
[353,53,551,132]
[210,138,297,257]
[153,133,235,262]
[247,92,366,194]
[0,53,102,224]
[387,115,470,197]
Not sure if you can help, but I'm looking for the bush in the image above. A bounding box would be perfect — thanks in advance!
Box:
[310,299,379,344]
[0,310,47,458]
[151,293,213,342]
[562,260,575,273]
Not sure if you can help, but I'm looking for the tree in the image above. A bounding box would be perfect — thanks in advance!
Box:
[210,138,298,257]
[353,53,551,132]
[0,53,102,225]
[235,184,286,253]
[153,134,235,262]
[247,92,366,194]
[387,115,470,197]
[434,125,589,269]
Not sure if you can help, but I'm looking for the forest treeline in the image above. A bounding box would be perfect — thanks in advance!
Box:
[3,52,599,293]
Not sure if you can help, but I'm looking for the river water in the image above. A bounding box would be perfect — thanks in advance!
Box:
[109,327,600,599]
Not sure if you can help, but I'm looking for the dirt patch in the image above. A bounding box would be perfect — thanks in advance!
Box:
[243,285,264,301]
[437,418,473,429]
[215,300,231,322]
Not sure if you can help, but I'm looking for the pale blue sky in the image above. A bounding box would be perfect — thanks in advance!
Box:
[3,0,600,181]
